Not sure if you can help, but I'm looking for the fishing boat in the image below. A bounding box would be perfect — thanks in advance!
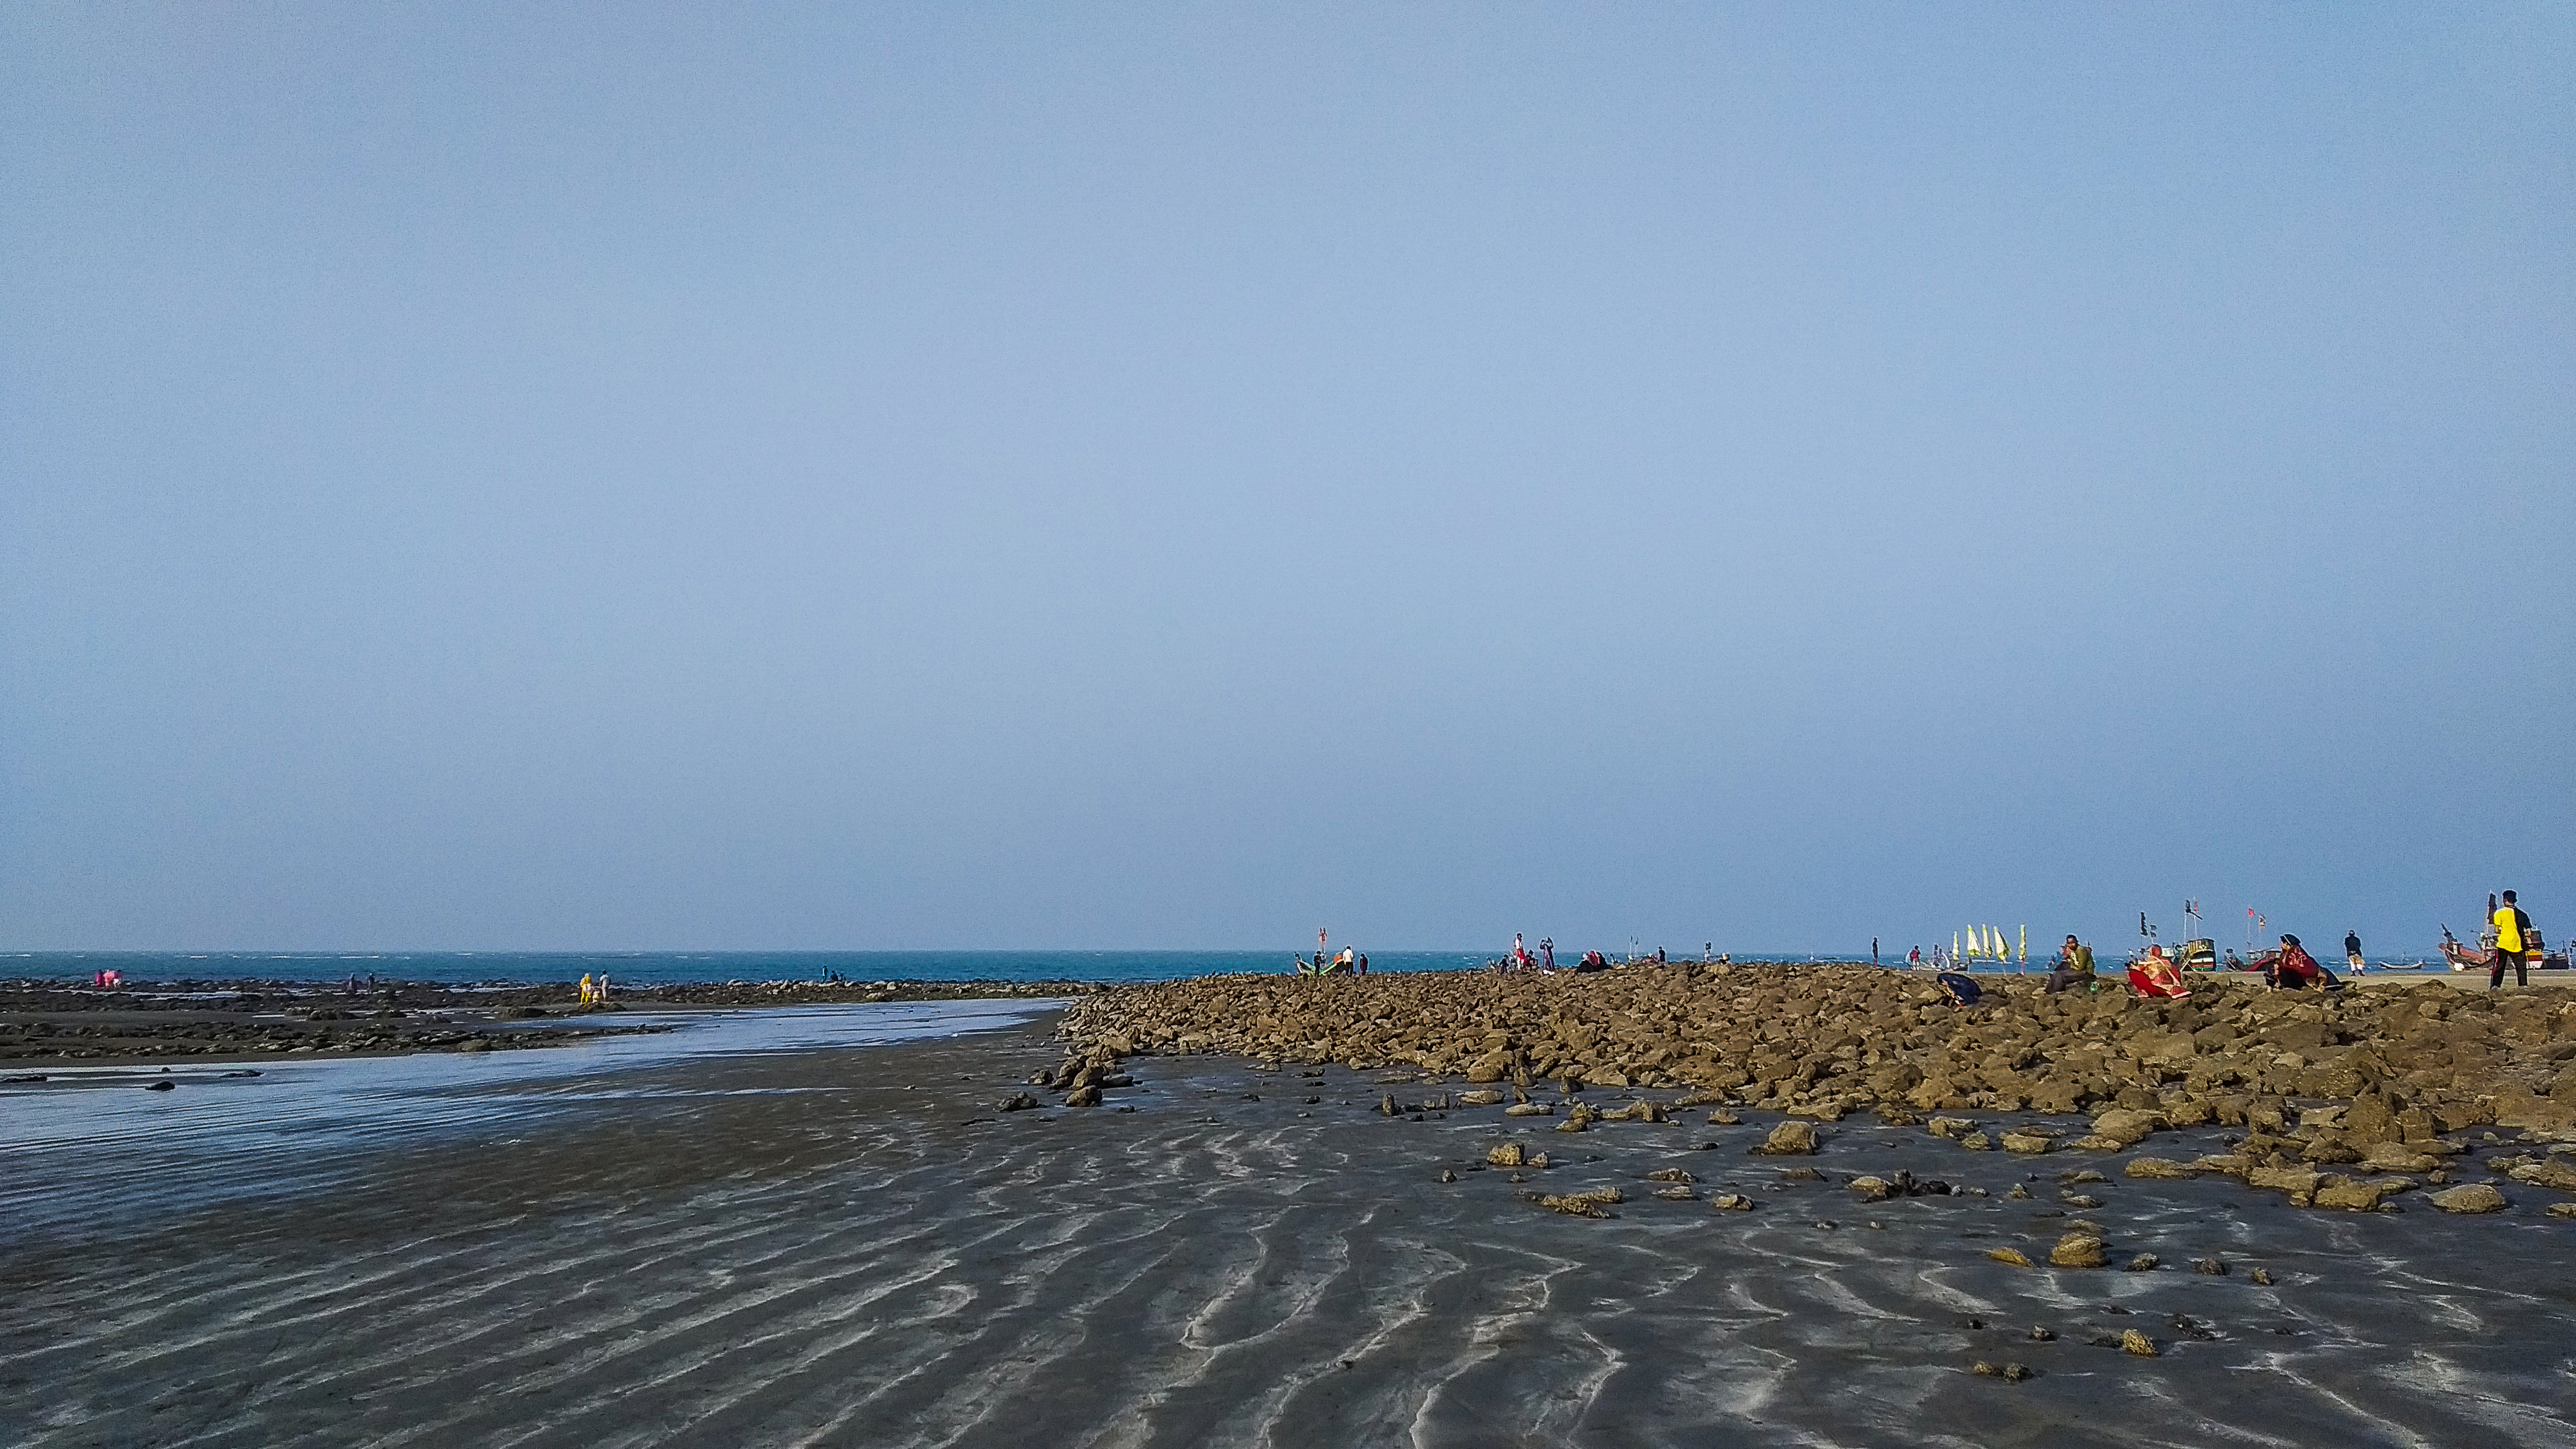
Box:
[2439,926,2568,972]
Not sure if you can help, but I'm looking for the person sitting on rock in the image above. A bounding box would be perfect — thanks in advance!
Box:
[1936,970,1982,1006]
[2264,934,2339,990]
[2046,935,2096,994]
[2125,946,2191,999]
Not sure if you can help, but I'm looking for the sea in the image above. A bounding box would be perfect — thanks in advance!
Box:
[0,949,1842,988]
[0,949,2442,988]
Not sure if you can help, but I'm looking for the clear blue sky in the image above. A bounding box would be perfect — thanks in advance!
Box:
[4,4,2569,955]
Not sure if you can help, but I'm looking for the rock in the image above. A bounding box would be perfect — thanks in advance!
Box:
[1927,1116,1980,1139]
[1380,1093,1399,1116]
[2543,1202,2576,1220]
[143,1080,174,1091]
[1710,1193,1756,1211]
[2124,1253,2160,1272]
[1645,1168,1695,1183]
[2062,1193,2104,1209]
[1488,1142,1526,1168]
[1439,1168,1458,1183]
[1652,1185,1697,1200]
[2069,1135,2127,1151]
[2028,1326,2057,1341]
[1457,1088,1505,1106]
[2091,1109,2168,1146]
[2005,1183,2031,1199]
[1987,1247,2034,1266]
[2003,1363,2034,1381]
[2247,1267,2275,1284]
[2428,1183,2508,1214]
[1707,1108,1742,1125]
[2508,1158,2576,1193]
[1535,1193,1616,1219]
[2120,1329,2158,1357]
[2125,1157,2200,1180]
[1000,1091,1039,1111]
[1960,1132,1994,1151]
[1971,1361,2003,1377]
[2000,1131,2056,1155]
[1754,1121,1819,1155]
[2312,1175,2417,1212]
[2357,1144,2440,1173]
[1505,1102,1554,1117]
[2049,1234,2108,1268]
[1850,1176,1893,1202]
[2246,1166,2324,1204]
[1064,1085,1102,1108]
[2193,1258,2229,1275]
[1776,1166,1825,1181]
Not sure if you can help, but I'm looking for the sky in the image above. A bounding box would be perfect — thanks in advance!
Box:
[3,3,2570,956]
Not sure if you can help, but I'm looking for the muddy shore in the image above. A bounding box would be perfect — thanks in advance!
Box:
[6,1013,2570,1448]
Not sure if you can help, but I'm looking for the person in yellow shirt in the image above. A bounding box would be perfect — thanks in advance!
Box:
[578,972,596,1006]
[2491,891,2535,990]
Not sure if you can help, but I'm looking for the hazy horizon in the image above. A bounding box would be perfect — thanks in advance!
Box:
[6,5,2570,957]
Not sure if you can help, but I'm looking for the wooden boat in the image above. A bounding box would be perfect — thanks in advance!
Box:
[2440,927,2570,972]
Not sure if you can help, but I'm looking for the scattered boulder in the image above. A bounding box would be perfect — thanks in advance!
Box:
[2120,1330,2159,1357]
[1754,1121,1819,1155]
[2123,1253,2160,1272]
[2125,1157,2200,1180]
[2091,1110,2167,1147]
[1000,1091,1039,1111]
[1710,1193,1756,1211]
[1987,1246,2034,1266]
[2049,1234,2108,1268]
[2428,1183,2508,1214]
[1488,1142,1527,1168]
[2000,1131,2056,1155]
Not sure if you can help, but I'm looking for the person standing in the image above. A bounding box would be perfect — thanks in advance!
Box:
[1539,938,1554,971]
[2491,891,2535,989]
[2344,931,2364,973]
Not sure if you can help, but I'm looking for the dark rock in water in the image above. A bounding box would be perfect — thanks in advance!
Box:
[1000,1091,1039,1111]
[2248,1267,2275,1285]
[1064,1084,1103,1108]
[1379,1093,1399,1116]
[2194,1258,2230,1275]
[1709,1193,1755,1211]
[2124,1254,2160,1272]
[1777,1166,1826,1182]
[2121,1329,2160,1357]
[2002,1363,2035,1382]
[1962,1316,1988,1329]
[143,1080,174,1091]
[2027,1326,2056,1341]
[1439,1168,1457,1183]
[2169,1314,2221,1341]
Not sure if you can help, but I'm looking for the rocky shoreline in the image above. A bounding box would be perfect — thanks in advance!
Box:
[0,977,1093,1066]
[1057,964,2576,1214]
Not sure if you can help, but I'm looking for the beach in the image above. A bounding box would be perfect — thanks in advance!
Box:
[6,977,2574,1448]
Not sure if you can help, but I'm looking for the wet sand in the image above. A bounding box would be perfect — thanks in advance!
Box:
[5,1007,2572,1448]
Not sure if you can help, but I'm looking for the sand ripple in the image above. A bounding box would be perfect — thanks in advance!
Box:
[5,1028,2572,1448]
